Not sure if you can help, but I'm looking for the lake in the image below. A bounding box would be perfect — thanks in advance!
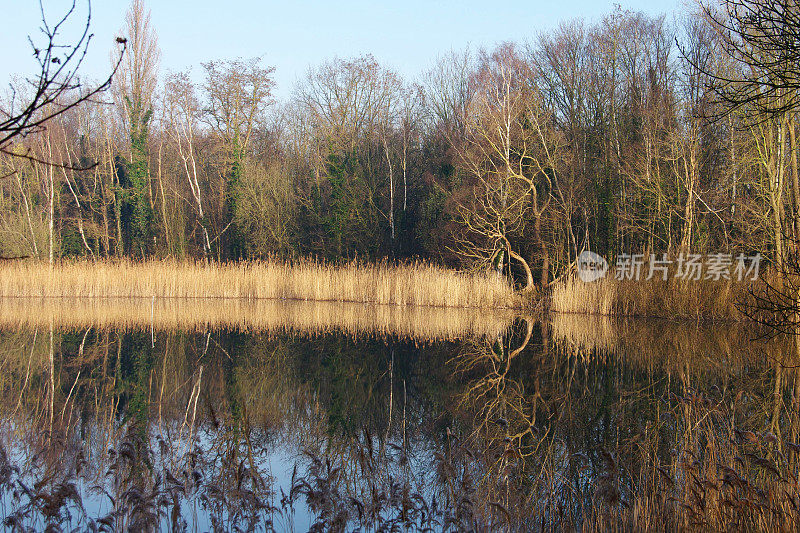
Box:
[0,300,796,531]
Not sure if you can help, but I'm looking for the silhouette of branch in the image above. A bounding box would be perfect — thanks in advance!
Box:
[0,0,126,174]
[686,0,800,123]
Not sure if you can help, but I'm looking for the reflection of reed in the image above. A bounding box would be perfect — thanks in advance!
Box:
[549,313,618,353]
[549,313,791,373]
[0,298,515,340]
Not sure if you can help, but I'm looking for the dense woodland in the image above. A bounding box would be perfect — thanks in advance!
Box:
[0,0,796,289]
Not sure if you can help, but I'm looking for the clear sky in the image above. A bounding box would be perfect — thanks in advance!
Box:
[2,0,687,100]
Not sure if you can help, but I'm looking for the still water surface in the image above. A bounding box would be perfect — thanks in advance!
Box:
[0,301,796,531]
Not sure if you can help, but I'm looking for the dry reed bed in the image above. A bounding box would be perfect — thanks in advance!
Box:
[550,274,750,321]
[0,259,518,309]
[0,297,515,340]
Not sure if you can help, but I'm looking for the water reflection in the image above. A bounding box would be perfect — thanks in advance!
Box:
[1,310,799,530]
[0,298,514,340]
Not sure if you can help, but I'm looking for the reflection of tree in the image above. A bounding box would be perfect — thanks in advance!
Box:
[447,317,571,528]
[4,323,800,529]
[455,317,533,443]
[116,331,154,439]
[443,317,623,527]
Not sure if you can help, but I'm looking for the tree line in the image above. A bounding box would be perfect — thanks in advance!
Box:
[0,0,795,289]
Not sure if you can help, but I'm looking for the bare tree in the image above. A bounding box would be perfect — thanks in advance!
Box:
[0,0,126,173]
[377,71,403,243]
[425,48,474,145]
[164,72,211,258]
[455,44,566,291]
[202,58,274,156]
[294,55,397,256]
[699,0,800,118]
[398,83,424,215]
[114,0,159,136]
[201,57,275,257]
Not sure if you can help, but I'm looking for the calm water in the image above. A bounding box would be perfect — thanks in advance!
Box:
[0,304,796,531]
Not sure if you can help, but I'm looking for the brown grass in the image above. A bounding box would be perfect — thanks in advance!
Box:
[0,297,515,340]
[549,273,752,321]
[0,258,519,308]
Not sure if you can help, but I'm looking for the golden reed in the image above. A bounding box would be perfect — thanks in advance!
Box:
[0,259,519,308]
[549,273,750,321]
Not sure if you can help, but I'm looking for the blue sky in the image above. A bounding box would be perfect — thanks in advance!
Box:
[2,0,686,100]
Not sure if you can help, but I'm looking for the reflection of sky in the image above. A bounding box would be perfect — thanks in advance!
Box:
[1,422,114,524]
[269,440,312,532]
[0,0,683,101]
[0,416,444,529]
[0,422,310,530]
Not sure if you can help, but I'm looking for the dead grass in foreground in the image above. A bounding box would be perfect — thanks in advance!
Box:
[0,259,519,308]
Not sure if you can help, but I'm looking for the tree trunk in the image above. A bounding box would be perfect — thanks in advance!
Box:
[534,215,549,290]
[790,118,799,251]
[384,140,395,242]
[508,249,533,292]
[46,135,55,266]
